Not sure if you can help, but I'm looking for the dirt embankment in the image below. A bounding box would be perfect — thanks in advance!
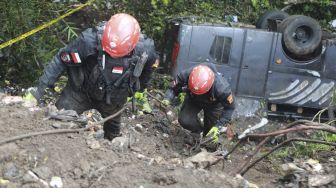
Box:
[0,94,335,188]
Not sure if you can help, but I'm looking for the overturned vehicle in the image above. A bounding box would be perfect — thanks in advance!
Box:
[161,12,336,119]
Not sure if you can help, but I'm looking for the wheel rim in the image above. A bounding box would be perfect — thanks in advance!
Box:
[292,25,313,47]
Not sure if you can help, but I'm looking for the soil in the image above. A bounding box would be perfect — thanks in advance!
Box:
[0,93,335,188]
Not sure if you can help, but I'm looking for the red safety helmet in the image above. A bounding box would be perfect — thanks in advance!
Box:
[188,65,215,95]
[102,13,140,57]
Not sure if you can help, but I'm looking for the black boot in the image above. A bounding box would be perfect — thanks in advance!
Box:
[104,131,122,141]
[103,124,121,141]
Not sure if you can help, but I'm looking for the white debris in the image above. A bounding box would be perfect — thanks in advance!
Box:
[305,159,323,173]
[238,118,268,139]
[1,96,23,105]
[308,174,335,187]
[50,176,63,188]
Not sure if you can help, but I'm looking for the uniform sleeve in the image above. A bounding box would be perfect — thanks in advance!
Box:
[214,75,235,125]
[170,67,192,95]
[37,28,97,90]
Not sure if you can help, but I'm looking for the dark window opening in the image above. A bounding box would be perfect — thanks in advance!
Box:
[209,36,232,64]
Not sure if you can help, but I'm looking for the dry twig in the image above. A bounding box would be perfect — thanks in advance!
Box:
[0,106,127,145]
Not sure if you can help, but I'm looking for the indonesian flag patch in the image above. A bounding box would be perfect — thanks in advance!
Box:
[112,67,124,74]
[70,52,82,63]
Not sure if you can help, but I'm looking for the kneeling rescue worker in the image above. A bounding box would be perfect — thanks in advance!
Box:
[31,13,158,140]
[164,64,235,143]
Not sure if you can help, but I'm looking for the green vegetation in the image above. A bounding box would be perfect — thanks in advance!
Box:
[274,131,336,159]
[1,0,336,87]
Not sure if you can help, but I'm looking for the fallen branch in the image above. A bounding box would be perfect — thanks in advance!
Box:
[246,124,336,137]
[235,137,270,175]
[0,106,127,145]
[207,120,336,176]
[240,138,336,175]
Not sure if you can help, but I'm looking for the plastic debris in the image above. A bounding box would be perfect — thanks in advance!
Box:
[308,174,335,187]
[50,176,63,188]
[238,118,268,139]
[48,109,87,123]
[305,159,323,173]
[0,178,10,185]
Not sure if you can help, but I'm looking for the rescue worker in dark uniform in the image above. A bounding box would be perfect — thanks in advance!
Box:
[31,13,157,140]
[164,64,235,143]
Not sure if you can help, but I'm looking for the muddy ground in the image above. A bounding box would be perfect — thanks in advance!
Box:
[0,92,335,188]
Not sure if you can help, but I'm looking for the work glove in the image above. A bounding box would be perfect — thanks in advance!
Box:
[206,126,220,143]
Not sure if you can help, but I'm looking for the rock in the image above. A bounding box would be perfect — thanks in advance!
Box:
[79,159,90,174]
[148,158,155,166]
[171,120,179,125]
[166,111,175,122]
[3,163,19,180]
[234,174,259,188]
[52,123,61,129]
[64,179,81,188]
[154,156,166,165]
[134,124,143,133]
[184,150,218,169]
[0,143,19,161]
[111,137,129,152]
[137,153,151,161]
[88,140,101,149]
[86,134,101,149]
[281,163,305,174]
[72,168,82,179]
[94,130,104,140]
[22,172,38,184]
[152,173,177,185]
[130,146,142,152]
[1,96,23,105]
[32,166,52,180]
[308,174,335,187]
[22,183,43,188]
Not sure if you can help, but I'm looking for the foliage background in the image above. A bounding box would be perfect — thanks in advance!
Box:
[0,0,336,88]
